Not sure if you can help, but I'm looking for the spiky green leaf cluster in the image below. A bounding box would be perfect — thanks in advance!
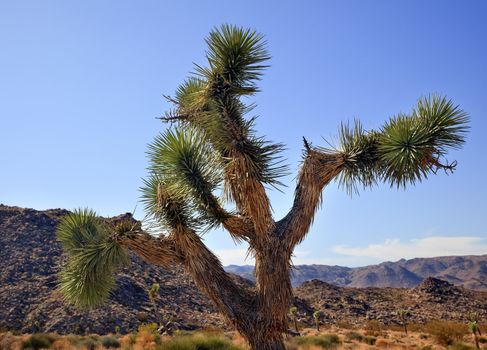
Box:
[337,95,469,193]
[142,126,227,230]
[198,24,270,94]
[140,174,199,232]
[163,25,287,192]
[337,120,381,194]
[57,209,129,308]
[149,25,288,231]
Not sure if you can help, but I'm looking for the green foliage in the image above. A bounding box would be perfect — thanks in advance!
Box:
[336,95,469,193]
[200,24,270,94]
[101,336,120,349]
[336,120,381,194]
[141,174,197,232]
[289,306,298,316]
[149,283,160,301]
[144,126,226,230]
[469,321,478,334]
[138,323,161,344]
[292,334,341,349]
[57,209,129,307]
[163,24,287,199]
[21,333,56,349]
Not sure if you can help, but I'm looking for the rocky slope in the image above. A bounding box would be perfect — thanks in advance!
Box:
[0,205,222,335]
[1,204,486,335]
[226,255,487,289]
[293,277,487,326]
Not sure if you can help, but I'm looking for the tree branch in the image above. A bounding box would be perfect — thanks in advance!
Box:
[118,226,257,333]
[172,225,256,327]
[278,148,344,248]
[117,231,184,266]
[222,215,256,242]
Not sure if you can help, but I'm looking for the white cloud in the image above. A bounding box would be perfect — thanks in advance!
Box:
[333,236,487,262]
[213,236,487,267]
[213,248,255,266]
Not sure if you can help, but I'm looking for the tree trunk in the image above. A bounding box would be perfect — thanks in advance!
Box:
[243,327,286,350]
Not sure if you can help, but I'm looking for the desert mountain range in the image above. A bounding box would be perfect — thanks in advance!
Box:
[225,254,487,289]
[1,204,485,335]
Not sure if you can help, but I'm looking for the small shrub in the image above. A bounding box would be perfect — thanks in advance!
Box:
[101,336,121,349]
[447,342,476,350]
[293,334,341,349]
[157,335,242,350]
[81,334,100,350]
[344,331,363,342]
[363,336,376,345]
[137,311,149,323]
[419,333,429,339]
[479,336,487,343]
[22,333,56,349]
[421,346,433,350]
[120,333,137,349]
[134,323,161,350]
[425,320,468,346]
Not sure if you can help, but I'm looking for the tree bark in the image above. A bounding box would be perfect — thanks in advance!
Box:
[119,147,344,350]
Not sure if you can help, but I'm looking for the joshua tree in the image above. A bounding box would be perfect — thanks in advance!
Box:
[469,312,482,336]
[470,321,480,349]
[56,25,469,350]
[148,282,160,324]
[289,307,299,333]
[396,309,411,334]
[313,311,324,331]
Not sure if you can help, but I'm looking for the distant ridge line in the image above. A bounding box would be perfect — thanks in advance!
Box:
[225,254,487,289]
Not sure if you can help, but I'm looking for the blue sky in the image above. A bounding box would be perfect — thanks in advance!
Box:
[1,1,486,266]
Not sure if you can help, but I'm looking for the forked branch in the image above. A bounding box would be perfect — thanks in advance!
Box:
[278,148,344,248]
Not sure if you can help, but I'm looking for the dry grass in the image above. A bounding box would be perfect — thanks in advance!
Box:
[1,322,486,350]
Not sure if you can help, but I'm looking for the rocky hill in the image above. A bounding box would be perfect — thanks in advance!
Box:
[1,204,486,335]
[226,255,487,289]
[293,277,487,326]
[0,205,222,335]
